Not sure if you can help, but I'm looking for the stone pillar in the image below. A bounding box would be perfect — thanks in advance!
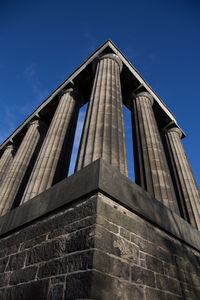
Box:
[164,126,200,230]
[0,144,17,184]
[131,91,179,214]
[21,88,80,203]
[75,54,128,176]
[0,119,46,216]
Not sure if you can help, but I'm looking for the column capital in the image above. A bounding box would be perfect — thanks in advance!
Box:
[93,53,123,72]
[4,143,17,151]
[60,87,81,101]
[130,91,154,105]
[166,126,182,138]
[27,118,47,130]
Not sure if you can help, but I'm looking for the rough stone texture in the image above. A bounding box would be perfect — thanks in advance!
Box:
[131,91,179,214]
[163,126,200,230]
[21,88,80,203]
[0,190,199,299]
[0,144,17,184]
[0,120,47,216]
[76,54,128,176]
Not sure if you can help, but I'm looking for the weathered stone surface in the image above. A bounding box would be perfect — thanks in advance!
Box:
[38,251,93,278]
[146,287,166,300]
[50,276,65,284]
[119,227,130,240]
[131,265,156,287]
[93,250,129,280]
[27,227,95,266]
[26,238,67,265]
[96,215,118,234]
[0,279,49,300]
[0,272,9,287]
[65,270,145,300]
[139,252,146,268]
[164,262,178,278]
[91,271,145,300]
[20,234,47,250]
[65,271,93,299]
[156,274,181,295]
[6,251,26,271]
[146,254,164,274]
[165,294,182,300]
[0,257,9,273]
[48,284,64,300]
[189,290,200,300]
[95,224,139,264]
[48,215,97,240]
[1,244,20,257]
[10,266,37,285]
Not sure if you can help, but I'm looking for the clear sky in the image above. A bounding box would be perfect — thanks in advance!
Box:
[0,0,200,185]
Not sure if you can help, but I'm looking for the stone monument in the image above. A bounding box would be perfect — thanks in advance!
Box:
[0,40,199,299]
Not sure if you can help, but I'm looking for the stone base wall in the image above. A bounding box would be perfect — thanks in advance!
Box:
[0,191,200,300]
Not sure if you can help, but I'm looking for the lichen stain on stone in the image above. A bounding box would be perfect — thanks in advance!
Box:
[113,238,135,262]
[55,238,66,255]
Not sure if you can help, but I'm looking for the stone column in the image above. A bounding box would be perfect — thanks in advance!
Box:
[0,144,17,184]
[75,54,128,176]
[131,91,179,214]
[0,119,46,216]
[21,88,80,203]
[164,126,200,229]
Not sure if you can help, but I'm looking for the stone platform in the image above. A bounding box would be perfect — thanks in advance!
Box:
[0,159,199,299]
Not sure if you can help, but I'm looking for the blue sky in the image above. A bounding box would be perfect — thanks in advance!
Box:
[0,0,200,185]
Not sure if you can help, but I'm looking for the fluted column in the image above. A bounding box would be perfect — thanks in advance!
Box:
[131,91,179,214]
[75,53,128,176]
[21,88,80,203]
[164,126,200,229]
[0,119,46,216]
[0,144,17,184]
